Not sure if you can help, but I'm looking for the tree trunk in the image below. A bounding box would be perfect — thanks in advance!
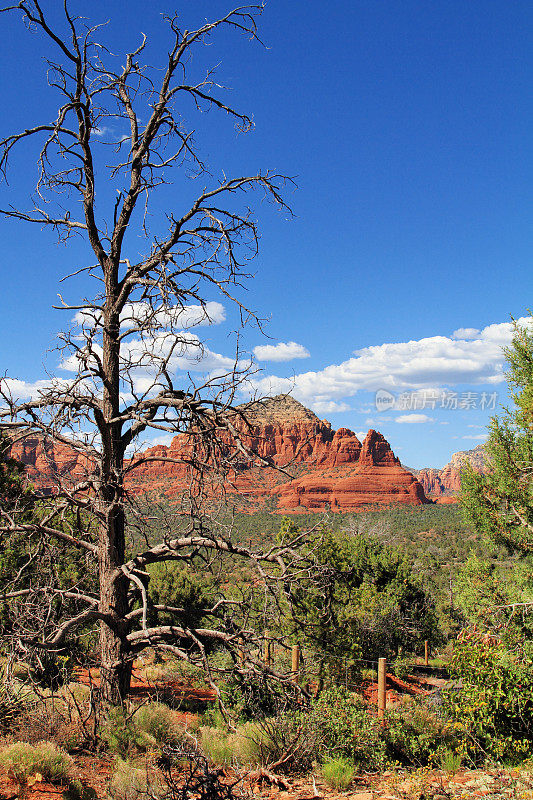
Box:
[98,290,131,705]
[98,505,132,705]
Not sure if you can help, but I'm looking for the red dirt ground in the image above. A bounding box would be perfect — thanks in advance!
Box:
[75,667,216,706]
[1,756,532,800]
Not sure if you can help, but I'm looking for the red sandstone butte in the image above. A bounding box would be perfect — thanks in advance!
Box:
[272,428,429,511]
[9,436,91,487]
[9,395,431,511]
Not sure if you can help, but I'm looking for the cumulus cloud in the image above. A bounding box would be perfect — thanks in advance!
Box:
[1,377,74,401]
[59,300,236,398]
[311,400,351,414]
[452,327,480,340]
[395,414,435,424]
[253,341,310,362]
[250,317,530,407]
[61,319,236,397]
[74,301,226,331]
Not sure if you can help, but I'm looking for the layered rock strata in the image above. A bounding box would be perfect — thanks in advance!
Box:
[416,443,487,497]
[272,428,429,510]
[9,395,430,511]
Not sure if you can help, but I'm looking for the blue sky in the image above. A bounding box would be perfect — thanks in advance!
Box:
[0,0,532,467]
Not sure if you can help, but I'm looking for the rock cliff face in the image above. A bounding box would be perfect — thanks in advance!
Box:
[234,396,363,468]
[272,428,428,510]
[9,437,90,487]
[416,443,487,498]
[9,395,430,511]
[129,396,429,510]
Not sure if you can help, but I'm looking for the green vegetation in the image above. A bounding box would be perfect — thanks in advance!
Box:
[321,757,355,790]
[447,316,533,764]
[200,721,265,767]
[108,759,153,800]
[384,703,461,767]
[462,317,533,554]
[287,521,438,672]
[4,321,533,780]
[0,741,74,785]
[100,703,186,756]
[444,631,533,764]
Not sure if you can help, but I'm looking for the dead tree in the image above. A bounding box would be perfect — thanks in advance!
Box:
[0,1,302,707]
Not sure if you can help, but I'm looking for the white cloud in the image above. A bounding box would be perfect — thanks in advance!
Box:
[60,326,236,396]
[253,341,310,362]
[452,327,480,340]
[462,433,489,441]
[311,400,351,414]
[395,414,435,424]
[356,431,368,439]
[145,433,176,448]
[1,377,73,401]
[250,317,530,407]
[74,301,225,332]
[62,301,235,397]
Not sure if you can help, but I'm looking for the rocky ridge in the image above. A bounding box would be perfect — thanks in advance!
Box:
[9,395,430,511]
[415,443,487,498]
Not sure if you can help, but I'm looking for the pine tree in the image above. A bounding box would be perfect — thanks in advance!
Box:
[461,317,533,553]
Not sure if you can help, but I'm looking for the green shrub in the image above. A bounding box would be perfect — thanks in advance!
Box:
[108,759,153,800]
[322,757,355,790]
[230,721,266,765]
[0,677,36,734]
[100,703,186,755]
[0,741,74,785]
[99,708,134,756]
[201,706,226,730]
[200,722,265,767]
[439,748,462,774]
[218,672,293,721]
[63,780,98,800]
[248,713,321,773]
[200,728,235,767]
[227,687,388,774]
[134,703,185,750]
[384,702,459,766]
[391,656,411,681]
[443,632,533,763]
[313,686,388,770]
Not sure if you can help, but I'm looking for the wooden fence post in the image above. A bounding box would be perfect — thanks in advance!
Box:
[424,640,429,666]
[291,644,300,681]
[377,657,386,722]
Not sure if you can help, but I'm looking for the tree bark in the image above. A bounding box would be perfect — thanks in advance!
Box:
[98,294,131,705]
[98,505,131,705]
